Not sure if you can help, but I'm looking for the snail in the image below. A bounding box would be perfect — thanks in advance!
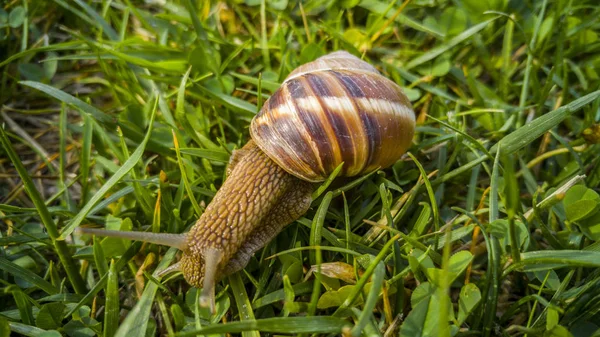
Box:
[79,50,415,312]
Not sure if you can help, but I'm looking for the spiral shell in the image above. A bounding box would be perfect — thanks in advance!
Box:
[250,51,415,182]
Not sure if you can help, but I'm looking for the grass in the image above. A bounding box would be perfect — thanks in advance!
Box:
[1,0,600,336]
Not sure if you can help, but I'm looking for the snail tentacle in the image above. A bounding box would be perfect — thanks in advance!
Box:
[77,227,187,250]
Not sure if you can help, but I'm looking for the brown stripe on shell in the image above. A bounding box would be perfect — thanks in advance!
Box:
[287,77,309,99]
[267,86,286,112]
[250,50,416,182]
[344,71,414,116]
[332,70,381,172]
[283,78,329,177]
[252,87,323,181]
[355,98,415,172]
[296,75,341,174]
[317,71,368,175]
[304,73,350,173]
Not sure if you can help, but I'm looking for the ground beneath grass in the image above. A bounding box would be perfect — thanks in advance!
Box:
[1,1,600,336]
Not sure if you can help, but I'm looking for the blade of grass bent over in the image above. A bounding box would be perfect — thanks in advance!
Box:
[491,90,600,155]
[113,247,179,337]
[58,97,158,239]
[229,272,260,337]
[404,18,498,70]
[175,316,351,336]
[0,258,59,295]
[0,126,87,294]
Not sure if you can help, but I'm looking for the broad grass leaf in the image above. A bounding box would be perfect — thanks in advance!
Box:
[563,185,600,222]
[8,6,25,28]
[491,90,600,156]
[0,317,9,337]
[170,304,185,331]
[299,42,326,64]
[253,282,314,310]
[438,7,468,36]
[63,319,97,337]
[308,262,357,284]
[175,317,350,335]
[489,219,529,252]
[231,72,280,92]
[350,259,386,336]
[100,217,133,257]
[426,251,473,286]
[410,202,432,237]
[543,325,574,337]
[401,288,452,337]
[318,284,360,309]
[178,148,230,162]
[36,303,66,330]
[580,212,600,241]
[201,86,257,115]
[411,282,435,307]
[18,64,46,81]
[0,258,59,295]
[534,270,561,291]
[547,307,559,331]
[72,0,118,41]
[405,18,497,70]
[0,8,7,27]
[113,247,178,337]
[457,283,481,325]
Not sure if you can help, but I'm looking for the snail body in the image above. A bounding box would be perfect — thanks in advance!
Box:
[80,51,415,311]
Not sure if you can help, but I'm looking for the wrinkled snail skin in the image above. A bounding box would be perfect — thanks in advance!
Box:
[179,140,312,289]
[78,50,416,312]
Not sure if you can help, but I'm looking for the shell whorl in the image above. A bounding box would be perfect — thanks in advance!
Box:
[250,51,415,182]
[284,51,380,83]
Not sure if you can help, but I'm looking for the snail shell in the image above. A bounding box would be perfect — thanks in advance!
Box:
[250,51,416,182]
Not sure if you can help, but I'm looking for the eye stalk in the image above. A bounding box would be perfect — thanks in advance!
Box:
[77,227,187,250]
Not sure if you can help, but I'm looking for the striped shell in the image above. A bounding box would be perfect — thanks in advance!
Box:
[250,51,415,182]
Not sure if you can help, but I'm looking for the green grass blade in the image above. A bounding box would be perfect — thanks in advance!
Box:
[0,126,87,294]
[310,192,333,266]
[72,0,119,40]
[334,234,399,316]
[113,247,178,337]
[492,90,600,155]
[350,259,385,337]
[0,258,59,295]
[175,317,351,336]
[517,0,548,127]
[177,148,230,163]
[58,97,158,239]
[404,18,498,70]
[20,81,113,125]
[104,260,120,337]
[229,272,260,337]
[507,251,600,273]
[79,112,93,206]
